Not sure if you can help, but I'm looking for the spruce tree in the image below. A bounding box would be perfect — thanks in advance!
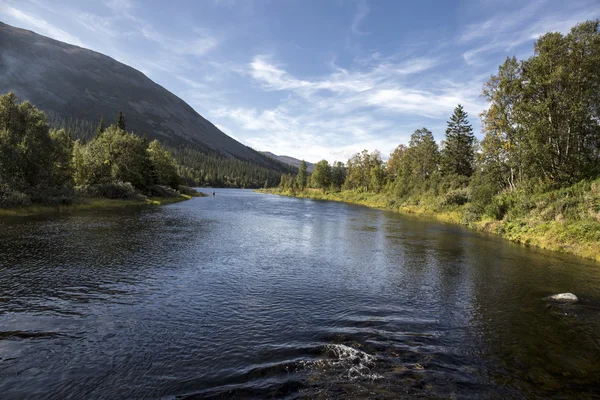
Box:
[95,115,104,138]
[440,104,475,178]
[116,111,126,131]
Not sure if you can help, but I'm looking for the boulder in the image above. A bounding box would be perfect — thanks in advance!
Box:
[547,293,579,302]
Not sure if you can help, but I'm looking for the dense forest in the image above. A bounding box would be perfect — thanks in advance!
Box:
[0,93,196,208]
[173,147,290,188]
[46,112,294,189]
[275,20,600,260]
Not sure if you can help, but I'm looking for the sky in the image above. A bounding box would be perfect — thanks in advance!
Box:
[1,0,599,163]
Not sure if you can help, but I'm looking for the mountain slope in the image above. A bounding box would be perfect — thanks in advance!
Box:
[260,152,314,172]
[0,22,282,169]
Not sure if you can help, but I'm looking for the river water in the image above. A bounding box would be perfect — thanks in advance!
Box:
[1,189,599,399]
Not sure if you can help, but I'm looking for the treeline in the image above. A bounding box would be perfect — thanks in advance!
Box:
[172,146,290,189]
[0,92,188,208]
[282,20,600,222]
[44,109,292,189]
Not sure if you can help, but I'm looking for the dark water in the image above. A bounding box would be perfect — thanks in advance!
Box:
[1,189,600,399]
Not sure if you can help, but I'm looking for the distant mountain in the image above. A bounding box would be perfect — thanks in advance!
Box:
[260,152,314,172]
[0,22,285,170]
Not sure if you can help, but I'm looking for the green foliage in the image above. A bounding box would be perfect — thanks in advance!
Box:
[0,93,196,207]
[481,20,600,186]
[49,129,74,187]
[75,182,145,200]
[312,160,332,190]
[440,104,475,178]
[0,92,54,194]
[297,160,308,190]
[345,150,385,192]
[331,161,346,190]
[441,188,471,207]
[173,146,287,188]
[74,125,150,189]
[147,139,179,187]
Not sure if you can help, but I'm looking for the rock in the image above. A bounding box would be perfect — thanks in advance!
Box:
[548,293,579,302]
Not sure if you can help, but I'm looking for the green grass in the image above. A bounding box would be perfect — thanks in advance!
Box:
[259,182,600,263]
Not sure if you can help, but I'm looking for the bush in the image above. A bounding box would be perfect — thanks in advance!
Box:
[75,182,146,200]
[146,185,180,198]
[461,204,481,224]
[29,184,74,206]
[177,185,199,197]
[0,184,32,208]
[485,192,517,220]
[441,188,471,206]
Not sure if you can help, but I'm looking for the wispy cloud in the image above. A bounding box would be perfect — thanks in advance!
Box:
[140,25,219,57]
[351,0,370,35]
[459,0,600,66]
[0,4,85,47]
[204,52,485,162]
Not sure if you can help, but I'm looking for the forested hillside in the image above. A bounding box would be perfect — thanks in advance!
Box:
[0,22,293,187]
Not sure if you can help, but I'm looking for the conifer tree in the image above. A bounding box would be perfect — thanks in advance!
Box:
[440,104,475,178]
[116,111,126,131]
[95,115,105,138]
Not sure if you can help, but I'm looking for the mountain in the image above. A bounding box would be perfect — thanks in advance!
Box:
[260,152,314,172]
[0,22,285,170]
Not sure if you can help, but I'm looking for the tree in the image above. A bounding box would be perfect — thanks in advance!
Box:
[49,129,74,187]
[440,104,475,178]
[344,150,385,192]
[297,160,308,190]
[312,160,332,190]
[386,144,407,183]
[116,111,126,131]
[147,139,179,187]
[481,20,600,187]
[95,115,105,138]
[0,92,54,193]
[331,161,346,190]
[407,127,439,182]
[74,125,150,189]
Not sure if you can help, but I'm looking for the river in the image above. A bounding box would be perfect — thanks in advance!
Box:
[1,189,599,399]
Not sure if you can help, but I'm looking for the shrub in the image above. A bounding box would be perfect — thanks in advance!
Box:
[0,184,32,208]
[461,204,481,225]
[441,188,471,206]
[485,192,517,220]
[75,182,146,200]
[146,185,180,198]
[29,184,74,205]
[177,185,199,197]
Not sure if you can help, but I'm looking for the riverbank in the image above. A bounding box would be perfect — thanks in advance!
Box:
[258,184,600,263]
[0,190,207,217]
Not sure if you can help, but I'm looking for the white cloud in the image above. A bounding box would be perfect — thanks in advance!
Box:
[0,4,86,47]
[205,52,486,162]
[460,0,600,66]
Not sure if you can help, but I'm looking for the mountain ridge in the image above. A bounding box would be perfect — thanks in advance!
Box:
[0,21,284,170]
[260,152,314,172]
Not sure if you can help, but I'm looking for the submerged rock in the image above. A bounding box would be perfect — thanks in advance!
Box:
[547,293,579,302]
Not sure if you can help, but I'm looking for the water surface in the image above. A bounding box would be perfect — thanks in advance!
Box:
[1,189,600,399]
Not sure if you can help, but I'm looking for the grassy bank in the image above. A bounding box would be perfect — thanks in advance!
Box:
[258,182,600,263]
[0,191,207,217]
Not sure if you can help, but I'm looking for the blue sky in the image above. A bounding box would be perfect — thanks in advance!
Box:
[2,0,599,162]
